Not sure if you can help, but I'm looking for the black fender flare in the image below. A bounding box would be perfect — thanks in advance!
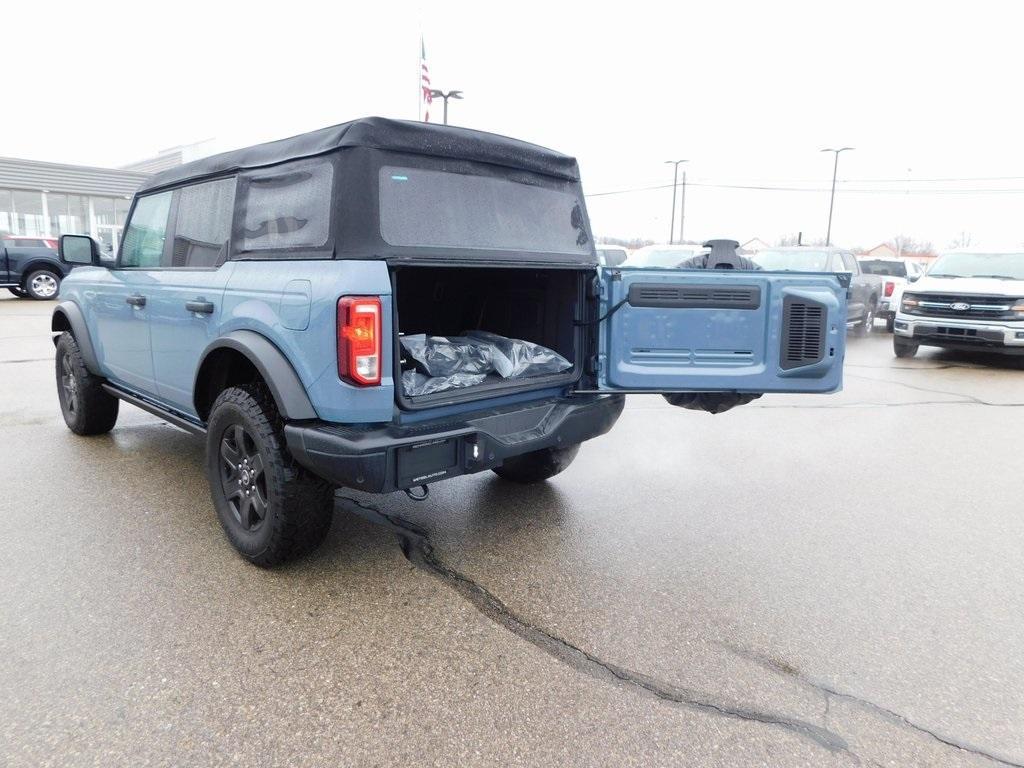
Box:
[22,259,69,279]
[195,331,318,421]
[51,301,101,375]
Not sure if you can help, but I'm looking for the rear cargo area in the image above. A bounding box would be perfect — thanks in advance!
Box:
[391,265,588,406]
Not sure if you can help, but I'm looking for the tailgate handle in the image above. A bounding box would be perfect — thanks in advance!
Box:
[185,300,215,314]
[125,294,146,307]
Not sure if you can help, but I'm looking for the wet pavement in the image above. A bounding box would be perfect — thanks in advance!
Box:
[2,292,1023,767]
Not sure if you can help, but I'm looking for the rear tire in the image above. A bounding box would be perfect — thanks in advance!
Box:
[24,269,61,300]
[55,332,119,435]
[206,384,334,567]
[854,302,876,337]
[492,444,580,484]
[885,316,895,333]
[893,337,919,358]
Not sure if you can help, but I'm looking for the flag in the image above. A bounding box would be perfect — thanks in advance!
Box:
[420,36,432,123]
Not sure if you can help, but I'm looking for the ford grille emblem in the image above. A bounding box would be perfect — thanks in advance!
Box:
[950,302,971,311]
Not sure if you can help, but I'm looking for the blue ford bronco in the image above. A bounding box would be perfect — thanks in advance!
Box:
[53,117,848,566]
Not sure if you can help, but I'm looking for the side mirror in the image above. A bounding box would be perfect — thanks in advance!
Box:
[907,274,920,283]
[59,234,100,266]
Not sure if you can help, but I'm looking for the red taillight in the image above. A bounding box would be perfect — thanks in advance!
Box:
[884,281,895,297]
[337,296,382,386]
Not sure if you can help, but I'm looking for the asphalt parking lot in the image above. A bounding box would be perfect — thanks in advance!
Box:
[1,293,1022,767]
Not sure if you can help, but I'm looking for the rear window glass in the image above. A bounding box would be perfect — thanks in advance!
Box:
[379,166,590,254]
[859,260,907,277]
[241,159,332,251]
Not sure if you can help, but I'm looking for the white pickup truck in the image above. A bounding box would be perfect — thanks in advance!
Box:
[892,251,1024,359]
[858,258,925,332]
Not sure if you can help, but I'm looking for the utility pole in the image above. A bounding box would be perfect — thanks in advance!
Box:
[821,147,854,246]
[428,89,463,125]
[679,170,687,243]
[664,159,687,244]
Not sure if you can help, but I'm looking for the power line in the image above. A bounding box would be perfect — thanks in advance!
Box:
[586,180,1024,197]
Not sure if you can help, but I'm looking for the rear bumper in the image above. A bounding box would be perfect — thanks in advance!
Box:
[893,314,1024,354]
[284,394,625,493]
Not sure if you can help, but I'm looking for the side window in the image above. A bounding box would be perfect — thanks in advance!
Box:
[240,158,332,252]
[842,253,859,273]
[120,192,172,268]
[829,253,847,272]
[170,178,236,267]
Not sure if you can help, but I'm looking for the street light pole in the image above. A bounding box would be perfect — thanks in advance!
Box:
[820,147,854,246]
[428,89,463,125]
[664,159,687,244]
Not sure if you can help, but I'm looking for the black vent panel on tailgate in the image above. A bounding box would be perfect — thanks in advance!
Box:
[627,283,761,309]
[781,297,826,370]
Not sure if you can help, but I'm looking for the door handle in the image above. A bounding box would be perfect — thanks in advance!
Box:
[185,300,215,315]
[126,294,146,307]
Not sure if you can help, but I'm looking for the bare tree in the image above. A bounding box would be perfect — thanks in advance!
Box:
[775,233,827,247]
[596,236,656,249]
[889,235,936,257]
[948,231,973,249]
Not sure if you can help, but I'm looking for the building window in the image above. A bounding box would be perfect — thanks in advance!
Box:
[92,197,115,228]
[12,190,45,236]
[47,193,67,235]
[67,195,90,235]
[0,189,12,235]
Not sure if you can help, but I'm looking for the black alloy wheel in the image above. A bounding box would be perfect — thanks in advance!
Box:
[218,423,269,532]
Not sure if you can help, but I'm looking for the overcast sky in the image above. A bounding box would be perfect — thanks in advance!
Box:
[6,1,1022,249]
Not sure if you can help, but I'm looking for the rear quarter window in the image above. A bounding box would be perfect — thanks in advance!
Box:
[239,158,333,252]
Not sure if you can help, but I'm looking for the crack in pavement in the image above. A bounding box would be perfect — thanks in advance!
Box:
[749,400,989,410]
[721,643,1024,768]
[337,494,1024,766]
[338,496,852,755]
[845,373,1024,408]
[844,361,993,372]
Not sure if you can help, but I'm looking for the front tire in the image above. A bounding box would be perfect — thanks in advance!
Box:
[7,286,27,298]
[893,337,919,358]
[492,444,580,484]
[55,332,119,435]
[25,269,61,300]
[206,385,334,567]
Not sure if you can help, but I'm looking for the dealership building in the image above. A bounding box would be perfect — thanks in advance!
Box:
[0,143,206,253]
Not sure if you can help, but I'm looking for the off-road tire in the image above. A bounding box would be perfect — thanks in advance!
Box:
[893,337,919,358]
[24,269,61,300]
[55,331,119,435]
[206,384,334,567]
[492,444,580,484]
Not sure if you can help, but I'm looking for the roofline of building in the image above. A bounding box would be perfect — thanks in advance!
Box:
[0,155,151,182]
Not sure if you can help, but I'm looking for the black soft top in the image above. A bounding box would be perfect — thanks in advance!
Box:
[141,117,580,193]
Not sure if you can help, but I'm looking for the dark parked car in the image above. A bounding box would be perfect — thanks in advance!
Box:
[1,238,72,299]
[753,247,881,335]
